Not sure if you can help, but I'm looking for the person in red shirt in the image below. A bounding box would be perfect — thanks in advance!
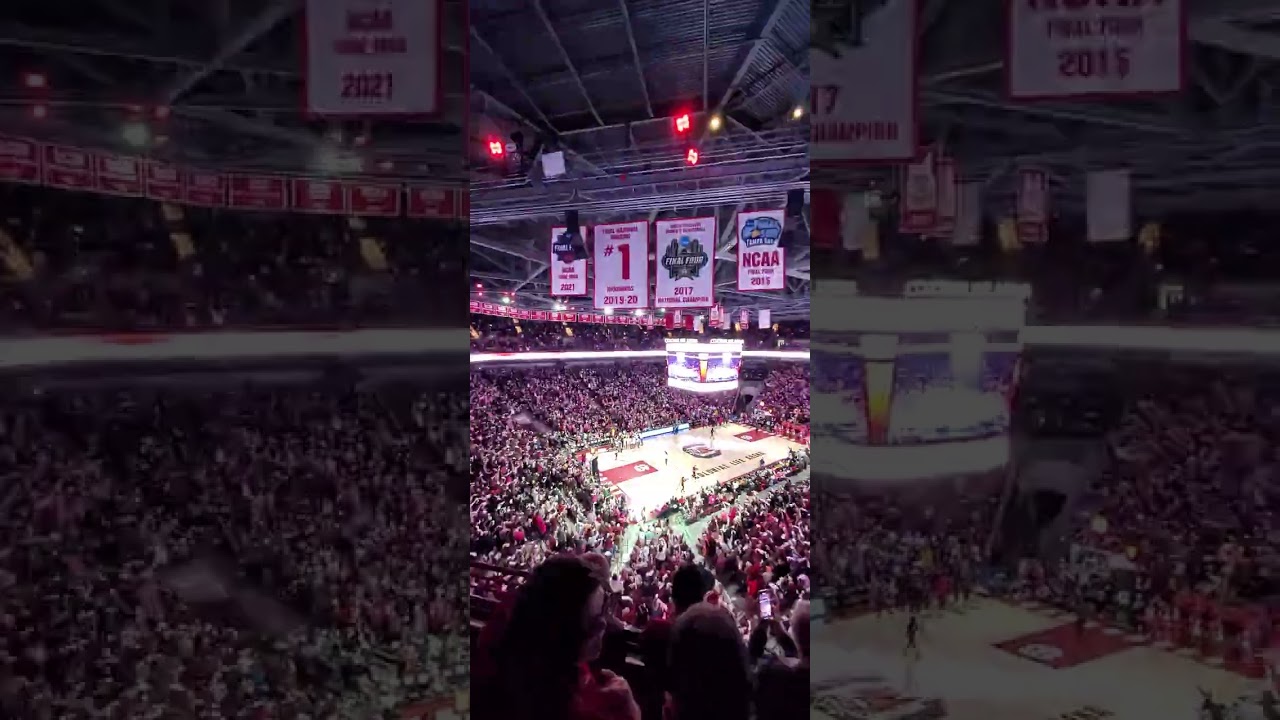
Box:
[474,555,641,720]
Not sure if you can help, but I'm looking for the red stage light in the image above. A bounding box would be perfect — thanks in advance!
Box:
[487,139,505,157]
[685,147,700,166]
[674,113,691,134]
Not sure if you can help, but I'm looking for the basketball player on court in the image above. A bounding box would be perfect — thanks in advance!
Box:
[905,613,920,656]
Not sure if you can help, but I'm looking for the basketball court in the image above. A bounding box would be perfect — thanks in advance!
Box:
[813,597,1272,720]
[592,422,806,518]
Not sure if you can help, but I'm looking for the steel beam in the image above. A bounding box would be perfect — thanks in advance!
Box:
[531,0,603,126]
[165,0,299,104]
[616,0,653,118]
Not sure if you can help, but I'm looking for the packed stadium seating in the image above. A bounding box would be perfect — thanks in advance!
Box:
[469,349,811,720]
[0,379,468,719]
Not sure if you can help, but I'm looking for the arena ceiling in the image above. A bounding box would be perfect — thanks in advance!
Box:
[469,0,811,320]
[0,0,466,183]
[812,0,1280,218]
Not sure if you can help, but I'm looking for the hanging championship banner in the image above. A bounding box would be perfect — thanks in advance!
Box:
[592,220,650,310]
[841,193,869,252]
[899,157,937,233]
[550,226,589,296]
[952,182,983,247]
[735,209,786,292]
[1086,169,1132,242]
[654,217,716,309]
[758,309,771,330]
[810,189,841,249]
[1007,0,1185,99]
[1016,168,1049,244]
[811,0,918,163]
[303,0,443,117]
[933,159,957,235]
[739,309,749,328]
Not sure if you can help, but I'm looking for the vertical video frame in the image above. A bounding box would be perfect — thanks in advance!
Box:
[469,0,812,717]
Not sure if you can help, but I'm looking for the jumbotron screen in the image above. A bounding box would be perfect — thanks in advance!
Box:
[665,339,743,393]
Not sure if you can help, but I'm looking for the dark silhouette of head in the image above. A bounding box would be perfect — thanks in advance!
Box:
[665,602,752,720]
[493,556,606,719]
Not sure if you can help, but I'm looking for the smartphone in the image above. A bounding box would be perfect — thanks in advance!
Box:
[759,590,773,620]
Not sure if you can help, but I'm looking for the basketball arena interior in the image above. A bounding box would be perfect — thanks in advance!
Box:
[7,1,1280,720]
[468,0,812,718]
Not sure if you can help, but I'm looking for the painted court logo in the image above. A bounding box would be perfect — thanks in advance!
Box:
[811,674,944,720]
[682,444,722,459]
[1016,642,1064,664]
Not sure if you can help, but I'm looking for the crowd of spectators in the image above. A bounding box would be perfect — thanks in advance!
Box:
[1020,365,1280,643]
[748,365,810,430]
[0,185,465,331]
[469,350,811,720]
[0,379,468,720]
[469,314,809,352]
[813,472,999,615]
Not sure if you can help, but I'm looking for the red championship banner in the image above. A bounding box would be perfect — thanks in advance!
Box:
[349,182,402,216]
[42,146,96,190]
[229,175,288,210]
[1016,168,1049,244]
[811,0,918,163]
[1007,0,1185,100]
[735,209,786,292]
[933,158,957,235]
[592,220,649,310]
[291,178,347,213]
[185,171,227,207]
[406,187,457,219]
[0,138,465,219]
[95,154,144,197]
[809,189,841,249]
[145,162,184,202]
[0,136,42,184]
[550,226,589,297]
[899,156,938,233]
[302,0,443,117]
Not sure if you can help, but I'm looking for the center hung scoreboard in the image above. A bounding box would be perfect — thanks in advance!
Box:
[665,338,744,393]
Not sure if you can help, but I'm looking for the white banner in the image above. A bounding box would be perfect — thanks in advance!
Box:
[1016,169,1049,244]
[758,309,771,330]
[811,0,917,162]
[934,159,957,235]
[1007,0,1185,99]
[592,220,650,309]
[550,226,588,296]
[952,182,982,247]
[303,0,443,117]
[735,209,787,292]
[841,193,869,251]
[740,309,749,328]
[653,217,716,309]
[899,157,937,233]
[1086,169,1132,242]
